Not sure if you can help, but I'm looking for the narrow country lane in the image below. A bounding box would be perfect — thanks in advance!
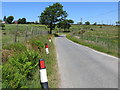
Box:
[55,36,118,88]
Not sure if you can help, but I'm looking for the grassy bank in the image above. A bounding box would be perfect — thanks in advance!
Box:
[2,24,48,45]
[2,34,59,88]
[66,25,118,57]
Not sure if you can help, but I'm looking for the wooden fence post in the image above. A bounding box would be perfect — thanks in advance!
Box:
[25,25,28,41]
[14,24,18,43]
[31,27,33,38]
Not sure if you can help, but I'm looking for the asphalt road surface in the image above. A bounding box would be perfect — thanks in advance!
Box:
[55,36,118,88]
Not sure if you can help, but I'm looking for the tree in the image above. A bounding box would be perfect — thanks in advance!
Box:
[40,3,68,34]
[93,22,97,25]
[6,16,14,24]
[85,21,90,25]
[17,18,26,24]
[57,19,74,31]
[21,18,26,24]
[17,18,22,24]
[3,16,6,23]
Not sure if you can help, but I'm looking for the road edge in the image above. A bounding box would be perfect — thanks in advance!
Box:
[66,37,118,60]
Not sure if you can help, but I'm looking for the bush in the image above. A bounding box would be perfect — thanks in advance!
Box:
[3,43,26,51]
[34,40,44,48]
[2,49,40,88]
[85,21,90,25]
[30,40,44,51]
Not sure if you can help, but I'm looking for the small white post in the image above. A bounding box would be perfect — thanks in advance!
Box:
[49,38,51,42]
[49,36,52,42]
[45,43,49,54]
[39,59,49,89]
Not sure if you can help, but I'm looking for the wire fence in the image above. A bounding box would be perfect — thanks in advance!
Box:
[2,24,48,45]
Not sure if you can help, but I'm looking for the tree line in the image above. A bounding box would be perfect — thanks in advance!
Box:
[2,16,40,24]
[77,21,97,25]
[1,3,118,33]
[38,3,101,34]
[3,16,27,24]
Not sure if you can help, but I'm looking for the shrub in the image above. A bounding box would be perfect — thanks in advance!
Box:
[2,49,40,88]
[30,40,44,51]
[3,43,26,51]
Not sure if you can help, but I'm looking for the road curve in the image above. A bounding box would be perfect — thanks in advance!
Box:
[55,36,118,88]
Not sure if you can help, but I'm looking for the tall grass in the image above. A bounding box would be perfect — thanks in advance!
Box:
[67,25,118,57]
[2,24,48,45]
[2,34,59,88]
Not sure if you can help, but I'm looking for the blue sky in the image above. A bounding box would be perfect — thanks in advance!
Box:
[2,2,118,24]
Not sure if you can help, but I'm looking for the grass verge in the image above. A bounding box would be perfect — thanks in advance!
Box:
[66,34,118,57]
[2,34,59,88]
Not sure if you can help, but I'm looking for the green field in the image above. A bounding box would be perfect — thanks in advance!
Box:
[2,24,48,45]
[67,25,118,57]
[2,24,59,88]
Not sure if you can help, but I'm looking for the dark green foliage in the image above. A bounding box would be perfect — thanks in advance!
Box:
[54,33,59,37]
[2,24,5,27]
[30,40,44,51]
[26,22,35,24]
[18,18,22,24]
[21,18,26,24]
[93,22,97,25]
[33,40,44,48]
[2,49,39,88]
[3,16,6,22]
[57,19,74,31]
[116,21,120,25]
[85,21,90,25]
[18,18,26,24]
[40,3,68,34]
[6,16,14,24]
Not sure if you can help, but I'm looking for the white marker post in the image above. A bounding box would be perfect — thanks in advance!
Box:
[45,43,49,54]
[39,59,49,89]
[49,37,51,42]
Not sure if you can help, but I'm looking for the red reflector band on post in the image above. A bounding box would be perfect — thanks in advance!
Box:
[39,59,46,69]
[45,45,48,48]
